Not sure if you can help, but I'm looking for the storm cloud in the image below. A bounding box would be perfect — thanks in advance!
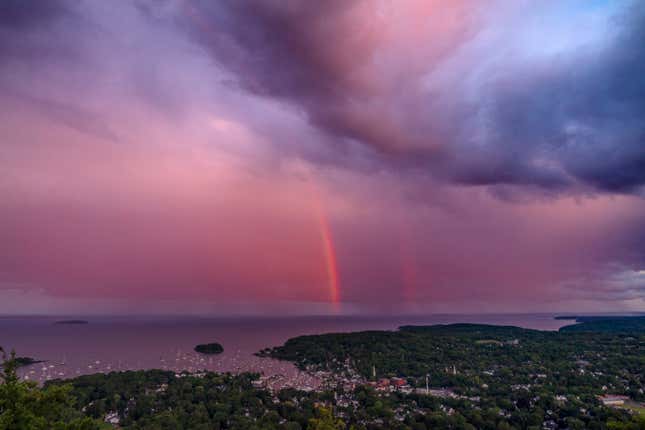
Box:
[185,0,645,194]
[0,0,643,314]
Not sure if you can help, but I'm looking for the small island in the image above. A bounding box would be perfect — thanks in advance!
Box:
[54,320,89,325]
[1,356,44,369]
[194,342,224,355]
[15,356,43,367]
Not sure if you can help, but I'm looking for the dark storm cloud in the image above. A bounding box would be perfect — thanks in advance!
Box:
[183,0,478,158]
[477,3,645,193]
[0,0,76,61]
[185,0,645,195]
[0,0,69,28]
[3,0,642,195]
[186,0,369,100]
[184,0,383,145]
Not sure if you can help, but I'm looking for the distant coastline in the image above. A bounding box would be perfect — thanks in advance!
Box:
[558,315,645,333]
[54,320,89,325]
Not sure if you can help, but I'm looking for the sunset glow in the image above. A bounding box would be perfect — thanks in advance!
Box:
[0,0,644,315]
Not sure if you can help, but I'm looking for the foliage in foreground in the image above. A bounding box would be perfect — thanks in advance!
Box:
[0,347,101,430]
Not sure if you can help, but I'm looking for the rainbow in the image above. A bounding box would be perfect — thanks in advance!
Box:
[316,206,340,306]
[309,180,341,309]
[180,1,342,308]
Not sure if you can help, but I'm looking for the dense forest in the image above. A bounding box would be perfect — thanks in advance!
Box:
[49,370,334,430]
[49,369,645,430]
[0,347,100,430]
[261,323,644,399]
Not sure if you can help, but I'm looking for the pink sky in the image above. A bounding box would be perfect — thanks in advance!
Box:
[0,0,644,314]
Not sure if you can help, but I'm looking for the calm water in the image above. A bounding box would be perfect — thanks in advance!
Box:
[0,314,568,386]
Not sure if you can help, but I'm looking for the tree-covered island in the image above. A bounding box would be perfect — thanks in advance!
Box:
[0,354,43,369]
[194,342,224,354]
[54,320,89,324]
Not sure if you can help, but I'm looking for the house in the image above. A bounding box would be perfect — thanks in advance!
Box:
[598,395,629,406]
[375,378,391,391]
[391,377,406,388]
[104,411,120,425]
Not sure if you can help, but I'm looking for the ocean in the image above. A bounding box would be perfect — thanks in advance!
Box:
[0,314,569,387]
